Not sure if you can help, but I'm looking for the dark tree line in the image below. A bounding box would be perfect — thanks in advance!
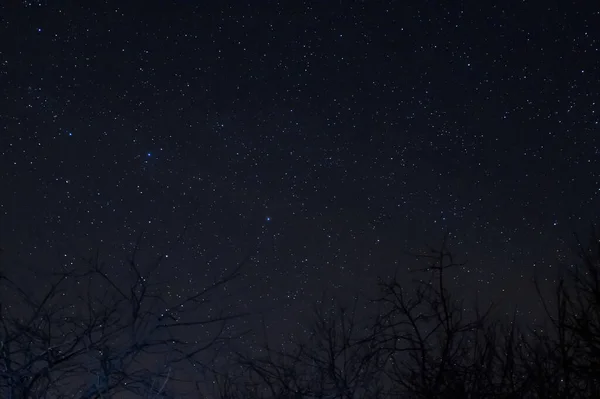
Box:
[1,228,600,398]
[210,229,600,399]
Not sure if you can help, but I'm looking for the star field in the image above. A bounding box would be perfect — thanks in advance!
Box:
[1,1,599,354]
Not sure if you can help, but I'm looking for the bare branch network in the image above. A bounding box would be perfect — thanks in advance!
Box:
[1,228,600,398]
[210,229,600,399]
[0,233,250,398]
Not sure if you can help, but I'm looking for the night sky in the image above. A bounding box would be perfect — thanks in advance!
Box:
[1,1,599,352]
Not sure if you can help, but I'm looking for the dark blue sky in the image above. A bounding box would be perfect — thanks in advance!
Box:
[1,1,599,349]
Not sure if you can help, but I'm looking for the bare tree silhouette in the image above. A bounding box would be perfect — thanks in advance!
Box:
[214,228,600,399]
[0,233,249,398]
[524,225,600,398]
[3,227,600,398]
